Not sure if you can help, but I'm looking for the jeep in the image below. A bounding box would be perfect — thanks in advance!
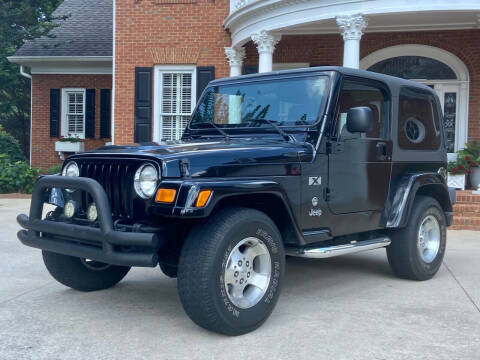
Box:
[17,67,455,335]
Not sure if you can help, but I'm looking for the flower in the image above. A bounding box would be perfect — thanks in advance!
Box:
[470,161,477,167]
[465,156,471,161]
[451,168,457,174]
[457,164,464,170]
[466,169,471,174]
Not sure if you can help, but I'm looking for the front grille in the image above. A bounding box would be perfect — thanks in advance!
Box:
[77,158,146,219]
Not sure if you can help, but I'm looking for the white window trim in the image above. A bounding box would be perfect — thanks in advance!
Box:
[61,88,86,139]
[153,65,197,142]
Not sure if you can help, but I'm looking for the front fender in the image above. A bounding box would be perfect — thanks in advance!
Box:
[150,179,293,217]
[382,172,452,228]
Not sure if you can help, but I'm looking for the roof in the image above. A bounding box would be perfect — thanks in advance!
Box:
[13,0,112,57]
[211,66,436,94]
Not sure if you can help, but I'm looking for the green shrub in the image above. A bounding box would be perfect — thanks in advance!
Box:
[45,164,63,175]
[0,128,25,162]
[0,155,40,194]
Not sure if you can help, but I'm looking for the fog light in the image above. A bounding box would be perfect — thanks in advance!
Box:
[87,203,98,222]
[64,200,77,218]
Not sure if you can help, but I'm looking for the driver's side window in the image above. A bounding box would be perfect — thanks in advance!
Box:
[335,80,387,140]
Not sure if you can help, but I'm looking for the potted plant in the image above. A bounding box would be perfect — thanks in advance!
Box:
[457,141,480,190]
[447,159,468,190]
[54,133,85,153]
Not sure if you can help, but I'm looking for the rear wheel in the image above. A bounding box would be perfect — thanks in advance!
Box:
[387,196,446,281]
[42,251,131,291]
[177,207,285,336]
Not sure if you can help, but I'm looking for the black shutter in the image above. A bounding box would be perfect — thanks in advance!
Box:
[50,89,60,137]
[100,89,111,138]
[243,65,258,75]
[85,89,95,138]
[196,66,215,100]
[134,67,153,143]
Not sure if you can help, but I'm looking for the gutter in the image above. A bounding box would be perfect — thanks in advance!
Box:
[18,65,33,166]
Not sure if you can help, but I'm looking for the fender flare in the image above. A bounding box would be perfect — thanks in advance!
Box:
[154,179,306,245]
[382,172,453,228]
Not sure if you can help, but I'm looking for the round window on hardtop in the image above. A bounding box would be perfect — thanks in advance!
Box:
[404,117,426,144]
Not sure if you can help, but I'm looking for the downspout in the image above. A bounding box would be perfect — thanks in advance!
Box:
[111,0,116,145]
[19,65,33,166]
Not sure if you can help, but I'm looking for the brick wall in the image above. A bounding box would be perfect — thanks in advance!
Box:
[114,0,231,144]
[244,30,480,142]
[31,74,112,170]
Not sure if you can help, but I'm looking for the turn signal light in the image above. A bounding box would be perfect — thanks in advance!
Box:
[155,188,177,203]
[195,190,212,207]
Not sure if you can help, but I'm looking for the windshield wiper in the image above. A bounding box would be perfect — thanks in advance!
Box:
[203,122,230,141]
[246,118,291,142]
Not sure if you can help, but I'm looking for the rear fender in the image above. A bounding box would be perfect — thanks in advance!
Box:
[382,173,453,228]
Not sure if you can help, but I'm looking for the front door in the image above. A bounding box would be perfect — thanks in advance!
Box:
[327,78,392,214]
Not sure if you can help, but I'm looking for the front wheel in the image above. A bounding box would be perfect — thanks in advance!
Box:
[177,207,285,336]
[387,196,447,281]
[42,251,131,291]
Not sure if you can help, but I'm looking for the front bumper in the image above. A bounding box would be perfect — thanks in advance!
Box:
[17,176,163,267]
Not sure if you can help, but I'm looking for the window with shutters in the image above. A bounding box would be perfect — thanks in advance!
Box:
[61,88,86,138]
[154,66,196,141]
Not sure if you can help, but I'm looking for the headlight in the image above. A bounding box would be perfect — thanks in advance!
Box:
[62,161,79,177]
[134,164,158,199]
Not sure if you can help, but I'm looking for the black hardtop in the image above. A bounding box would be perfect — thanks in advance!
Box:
[210,66,437,96]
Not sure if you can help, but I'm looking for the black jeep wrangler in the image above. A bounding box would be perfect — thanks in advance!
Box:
[18,67,455,335]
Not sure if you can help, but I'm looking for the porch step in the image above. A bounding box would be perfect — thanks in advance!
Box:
[451,191,480,231]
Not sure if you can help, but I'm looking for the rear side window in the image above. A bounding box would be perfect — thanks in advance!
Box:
[398,87,441,150]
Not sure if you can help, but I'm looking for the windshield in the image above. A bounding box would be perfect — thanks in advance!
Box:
[190,75,329,129]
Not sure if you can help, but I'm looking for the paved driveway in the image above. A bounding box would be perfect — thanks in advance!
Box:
[1,198,479,360]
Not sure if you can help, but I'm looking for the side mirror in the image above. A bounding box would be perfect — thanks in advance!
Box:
[346,106,373,133]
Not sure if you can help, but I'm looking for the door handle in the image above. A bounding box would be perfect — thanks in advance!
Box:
[376,142,388,161]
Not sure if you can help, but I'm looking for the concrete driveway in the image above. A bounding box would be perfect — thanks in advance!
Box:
[1,198,479,360]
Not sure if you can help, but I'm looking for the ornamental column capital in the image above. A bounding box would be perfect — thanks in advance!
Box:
[251,31,281,54]
[336,14,368,41]
[225,46,246,67]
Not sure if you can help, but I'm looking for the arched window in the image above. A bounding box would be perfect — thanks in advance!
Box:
[367,56,457,80]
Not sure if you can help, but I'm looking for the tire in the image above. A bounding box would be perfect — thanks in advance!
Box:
[159,262,178,278]
[177,207,285,336]
[387,195,447,281]
[42,251,131,292]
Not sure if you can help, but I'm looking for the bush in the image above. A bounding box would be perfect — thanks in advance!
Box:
[0,155,40,194]
[0,127,25,162]
[45,164,63,175]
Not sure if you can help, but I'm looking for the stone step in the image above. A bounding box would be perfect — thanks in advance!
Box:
[453,203,480,216]
[455,190,480,204]
[451,215,480,231]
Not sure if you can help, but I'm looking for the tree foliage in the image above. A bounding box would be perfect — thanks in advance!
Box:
[0,0,64,158]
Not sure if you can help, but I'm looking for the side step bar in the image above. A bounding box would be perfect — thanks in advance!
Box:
[286,236,391,259]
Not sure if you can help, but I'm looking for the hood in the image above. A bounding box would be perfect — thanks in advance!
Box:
[73,137,312,178]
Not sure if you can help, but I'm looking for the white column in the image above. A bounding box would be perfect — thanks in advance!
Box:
[336,14,367,69]
[225,46,245,77]
[251,31,281,73]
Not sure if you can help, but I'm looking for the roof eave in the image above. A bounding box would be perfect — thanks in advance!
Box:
[8,56,113,64]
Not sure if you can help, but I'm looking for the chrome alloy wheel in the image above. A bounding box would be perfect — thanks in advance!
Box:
[224,237,271,309]
[417,215,441,263]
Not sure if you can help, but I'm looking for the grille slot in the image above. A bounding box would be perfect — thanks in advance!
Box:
[77,159,140,219]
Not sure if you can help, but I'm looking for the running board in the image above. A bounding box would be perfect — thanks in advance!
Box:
[286,237,391,259]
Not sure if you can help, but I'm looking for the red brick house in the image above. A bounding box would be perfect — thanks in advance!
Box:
[8,0,480,170]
